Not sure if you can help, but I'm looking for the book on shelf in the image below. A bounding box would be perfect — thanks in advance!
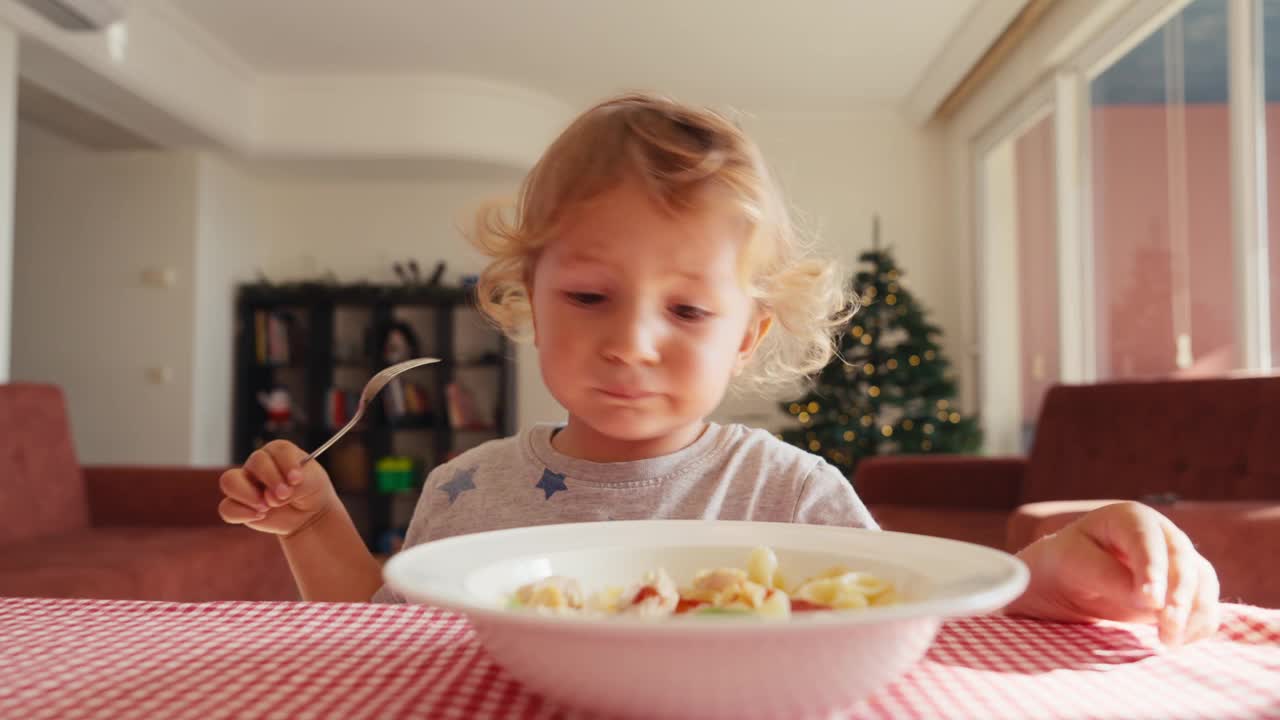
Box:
[403,382,430,415]
[329,381,432,430]
[382,379,431,421]
[446,381,491,430]
[254,312,266,364]
[253,310,298,365]
[325,387,362,429]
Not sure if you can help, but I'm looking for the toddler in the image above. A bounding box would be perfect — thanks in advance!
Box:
[219,93,1218,645]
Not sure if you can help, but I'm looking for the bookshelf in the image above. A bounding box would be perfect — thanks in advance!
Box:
[232,281,516,552]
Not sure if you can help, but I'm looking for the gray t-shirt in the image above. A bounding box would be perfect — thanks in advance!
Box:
[371,422,877,603]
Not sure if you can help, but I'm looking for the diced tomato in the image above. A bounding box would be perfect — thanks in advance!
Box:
[675,598,707,614]
[632,586,660,604]
[789,599,831,612]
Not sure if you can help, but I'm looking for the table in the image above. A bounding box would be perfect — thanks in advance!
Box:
[1,598,1277,719]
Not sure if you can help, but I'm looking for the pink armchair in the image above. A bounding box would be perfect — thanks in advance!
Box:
[854,376,1280,607]
[0,383,296,601]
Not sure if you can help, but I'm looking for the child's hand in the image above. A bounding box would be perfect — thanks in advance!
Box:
[1008,501,1220,646]
[218,440,338,538]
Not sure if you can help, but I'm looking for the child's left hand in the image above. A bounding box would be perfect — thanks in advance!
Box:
[1007,501,1220,646]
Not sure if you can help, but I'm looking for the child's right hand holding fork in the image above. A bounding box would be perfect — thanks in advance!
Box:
[218,440,335,536]
[218,439,383,601]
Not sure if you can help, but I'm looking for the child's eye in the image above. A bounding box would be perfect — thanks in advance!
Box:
[672,305,711,321]
[566,291,606,306]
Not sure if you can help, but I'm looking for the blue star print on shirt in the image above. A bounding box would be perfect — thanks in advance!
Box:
[536,469,568,499]
[439,467,477,505]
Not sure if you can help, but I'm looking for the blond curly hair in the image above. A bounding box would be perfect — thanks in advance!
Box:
[471,92,854,393]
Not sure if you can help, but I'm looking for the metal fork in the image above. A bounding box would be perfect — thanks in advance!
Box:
[301,356,441,464]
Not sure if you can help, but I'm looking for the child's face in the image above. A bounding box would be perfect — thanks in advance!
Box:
[529,180,769,445]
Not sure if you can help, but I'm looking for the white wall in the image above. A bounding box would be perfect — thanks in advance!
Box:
[254,172,513,284]
[978,142,1023,452]
[12,122,199,464]
[10,133,566,465]
[190,156,263,464]
[251,167,564,431]
[0,27,16,382]
[712,108,952,428]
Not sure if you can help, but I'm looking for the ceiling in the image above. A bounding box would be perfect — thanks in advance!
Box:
[164,0,983,109]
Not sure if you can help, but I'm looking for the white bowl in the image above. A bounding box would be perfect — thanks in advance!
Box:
[383,520,1028,719]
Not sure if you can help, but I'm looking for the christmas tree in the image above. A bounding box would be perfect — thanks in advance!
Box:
[781,218,981,475]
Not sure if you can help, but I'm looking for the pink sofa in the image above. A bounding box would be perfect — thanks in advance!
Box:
[0,383,296,601]
[855,376,1280,607]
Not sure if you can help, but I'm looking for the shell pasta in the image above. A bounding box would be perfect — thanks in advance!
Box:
[508,546,900,619]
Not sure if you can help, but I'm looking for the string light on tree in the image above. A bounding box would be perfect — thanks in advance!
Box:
[780,215,981,475]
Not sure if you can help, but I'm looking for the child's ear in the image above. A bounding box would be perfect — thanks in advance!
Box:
[734,312,773,374]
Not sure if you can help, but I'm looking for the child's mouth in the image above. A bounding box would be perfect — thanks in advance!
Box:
[597,386,656,401]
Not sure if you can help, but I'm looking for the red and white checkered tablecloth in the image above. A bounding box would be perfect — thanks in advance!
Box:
[0,598,1276,720]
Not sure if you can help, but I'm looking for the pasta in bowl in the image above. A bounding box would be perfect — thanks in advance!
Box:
[383,520,1028,719]
[508,546,902,619]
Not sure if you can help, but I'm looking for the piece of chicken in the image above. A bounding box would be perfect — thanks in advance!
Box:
[513,576,585,612]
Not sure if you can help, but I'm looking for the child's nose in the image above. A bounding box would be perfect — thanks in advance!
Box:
[600,307,660,366]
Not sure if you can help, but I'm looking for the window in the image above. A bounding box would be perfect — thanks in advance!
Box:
[978,107,1058,452]
[1014,115,1060,446]
[972,0,1280,449]
[1088,0,1237,379]
[1264,2,1280,366]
